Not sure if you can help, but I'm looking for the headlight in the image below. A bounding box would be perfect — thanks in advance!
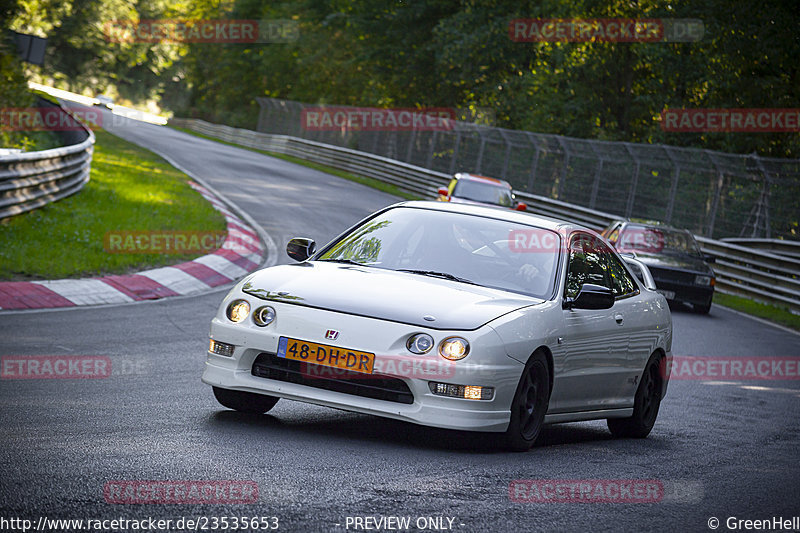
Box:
[695,275,712,286]
[406,333,434,354]
[252,306,276,327]
[439,337,470,361]
[226,300,250,323]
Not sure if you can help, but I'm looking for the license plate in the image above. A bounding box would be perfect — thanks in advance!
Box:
[657,289,675,300]
[277,337,375,374]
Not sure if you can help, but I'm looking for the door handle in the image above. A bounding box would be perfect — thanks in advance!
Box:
[614,314,624,325]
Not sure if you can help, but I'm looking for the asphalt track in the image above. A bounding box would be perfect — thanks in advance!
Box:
[1,108,798,532]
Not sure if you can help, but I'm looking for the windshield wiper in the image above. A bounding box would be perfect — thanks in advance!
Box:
[397,269,477,285]
[317,258,367,266]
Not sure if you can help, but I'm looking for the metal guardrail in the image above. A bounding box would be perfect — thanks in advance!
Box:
[0,99,95,219]
[171,117,800,314]
[720,238,800,260]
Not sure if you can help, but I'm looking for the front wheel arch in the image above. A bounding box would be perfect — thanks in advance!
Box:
[503,348,552,451]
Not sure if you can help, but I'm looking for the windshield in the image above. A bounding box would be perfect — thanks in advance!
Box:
[318,207,559,299]
[618,225,703,257]
[453,180,514,207]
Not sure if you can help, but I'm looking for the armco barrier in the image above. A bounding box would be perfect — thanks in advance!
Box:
[170,117,800,314]
[0,99,95,219]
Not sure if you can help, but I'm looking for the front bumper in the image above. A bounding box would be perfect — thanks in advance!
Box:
[202,305,525,433]
[652,279,713,306]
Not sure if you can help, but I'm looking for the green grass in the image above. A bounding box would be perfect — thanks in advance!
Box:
[714,292,800,331]
[0,130,226,280]
[169,125,419,201]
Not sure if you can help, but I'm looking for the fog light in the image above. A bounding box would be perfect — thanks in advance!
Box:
[253,306,276,327]
[407,333,434,354]
[429,381,494,400]
[226,300,250,323]
[209,339,235,357]
[439,337,469,360]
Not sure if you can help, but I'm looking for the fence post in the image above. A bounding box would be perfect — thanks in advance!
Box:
[475,134,486,174]
[405,130,417,163]
[663,146,680,225]
[704,151,725,238]
[525,133,540,193]
[449,129,462,175]
[555,136,570,200]
[587,142,604,210]
[752,154,773,239]
[623,143,640,218]
[499,130,512,181]
[426,130,439,169]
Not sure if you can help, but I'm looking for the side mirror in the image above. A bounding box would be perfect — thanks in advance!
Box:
[703,254,716,264]
[437,187,449,200]
[515,202,527,211]
[564,283,615,310]
[286,237,316,262]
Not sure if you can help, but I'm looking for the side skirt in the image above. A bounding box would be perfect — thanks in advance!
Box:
[544,408,633,424]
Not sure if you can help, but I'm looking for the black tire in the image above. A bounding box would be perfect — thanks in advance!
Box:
[693,299,712,314]
[503,351,551,452]
[213,386,279,414]
[607,353,663,438]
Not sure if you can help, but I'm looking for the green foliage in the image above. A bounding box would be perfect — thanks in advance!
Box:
[7,0,799,156]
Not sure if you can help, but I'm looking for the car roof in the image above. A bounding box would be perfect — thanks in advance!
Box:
[454,172,512,189]
[389,200,592,234]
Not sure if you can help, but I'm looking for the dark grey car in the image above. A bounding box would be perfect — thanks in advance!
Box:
[602,221,716,314]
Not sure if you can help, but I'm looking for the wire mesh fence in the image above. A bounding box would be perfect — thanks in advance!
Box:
[256,97,799,240]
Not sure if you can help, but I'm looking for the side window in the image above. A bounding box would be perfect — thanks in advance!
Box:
[606,251,638,297]
[565,233,610,299]
[606,224,621,245]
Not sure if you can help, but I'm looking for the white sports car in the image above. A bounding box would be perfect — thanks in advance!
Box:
[202,201,672,450]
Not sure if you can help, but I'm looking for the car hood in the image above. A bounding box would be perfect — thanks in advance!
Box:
[240,262,542,330]
[633,252,713,274]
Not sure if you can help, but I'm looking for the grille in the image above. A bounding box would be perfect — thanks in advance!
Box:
[251,353,414,405]
[648,266,697,285]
